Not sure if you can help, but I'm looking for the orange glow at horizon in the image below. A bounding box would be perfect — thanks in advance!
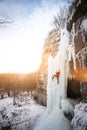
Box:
[0,48,41,73]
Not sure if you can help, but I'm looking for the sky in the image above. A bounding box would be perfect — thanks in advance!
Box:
[0,0,68,73]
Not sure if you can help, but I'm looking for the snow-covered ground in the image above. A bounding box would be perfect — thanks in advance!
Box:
[71,102,87,130]
[0,93,87,130]
[0,95,45,130]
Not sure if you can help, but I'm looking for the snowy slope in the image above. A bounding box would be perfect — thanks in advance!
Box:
[0,96,45,130]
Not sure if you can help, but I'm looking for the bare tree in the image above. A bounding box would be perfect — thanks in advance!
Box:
[53,5,69,30]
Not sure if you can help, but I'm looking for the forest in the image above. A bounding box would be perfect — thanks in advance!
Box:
[0,72,37,100]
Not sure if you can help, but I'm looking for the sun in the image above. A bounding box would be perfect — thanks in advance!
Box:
[0,31,42,74]
[0,46,41,73]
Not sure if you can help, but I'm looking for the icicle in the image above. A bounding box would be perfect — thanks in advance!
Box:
[68,44,72,61]
[72,23,76,71]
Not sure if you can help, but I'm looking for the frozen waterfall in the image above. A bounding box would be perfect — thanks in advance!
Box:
[35,27,75,130]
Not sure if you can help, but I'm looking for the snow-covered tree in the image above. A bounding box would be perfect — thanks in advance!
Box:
[0,18,12,27]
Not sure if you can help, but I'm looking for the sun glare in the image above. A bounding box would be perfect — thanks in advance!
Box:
[0,30,42,74]
[0,47,41,73]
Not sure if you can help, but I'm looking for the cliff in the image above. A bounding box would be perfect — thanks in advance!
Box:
[34,29,60,105]
[34,0,87,105]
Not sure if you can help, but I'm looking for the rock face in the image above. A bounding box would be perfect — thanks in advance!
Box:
[67,0,87,31]
[34,29,60,105]
[34,0,87,105]
[67,0,87,101]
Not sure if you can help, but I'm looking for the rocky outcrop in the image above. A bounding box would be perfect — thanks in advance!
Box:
[67,0,87,31]
[34,29,60,105]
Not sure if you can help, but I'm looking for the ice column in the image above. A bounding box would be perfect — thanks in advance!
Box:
[35,27,73,130]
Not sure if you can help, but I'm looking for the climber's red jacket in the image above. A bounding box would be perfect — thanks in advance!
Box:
[56,71,60,77]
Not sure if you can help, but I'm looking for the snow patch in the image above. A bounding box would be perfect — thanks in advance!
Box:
[80,19,87,32]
